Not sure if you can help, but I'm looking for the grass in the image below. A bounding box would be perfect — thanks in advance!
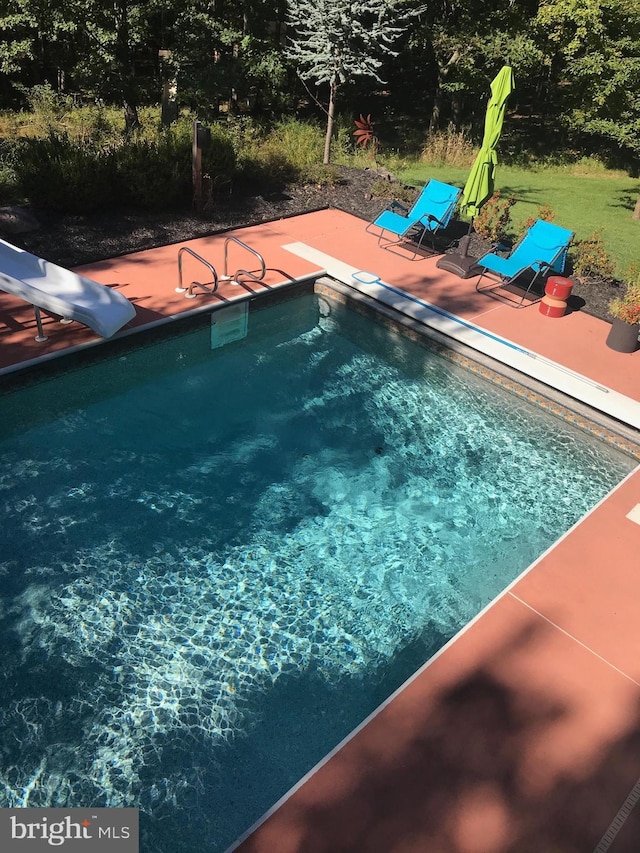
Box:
[398,161,640,277]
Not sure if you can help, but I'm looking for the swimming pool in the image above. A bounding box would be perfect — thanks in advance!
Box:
[0,292,634,851]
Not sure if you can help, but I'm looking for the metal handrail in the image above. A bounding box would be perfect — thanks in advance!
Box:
[176,247,219,299]
[223,237,266,283]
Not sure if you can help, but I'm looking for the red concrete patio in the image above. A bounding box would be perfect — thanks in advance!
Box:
[1,209,639,852]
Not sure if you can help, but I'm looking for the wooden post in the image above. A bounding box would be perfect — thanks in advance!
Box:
[633,195,640,220]
[193,120,203,214]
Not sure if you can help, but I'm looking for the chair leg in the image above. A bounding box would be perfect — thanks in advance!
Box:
[413,228,435,258]
[377,230,391,249]
[412,225,439,259]
[517,268,543,305]
[475,270,489,292]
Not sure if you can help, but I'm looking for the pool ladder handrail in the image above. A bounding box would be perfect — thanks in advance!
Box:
[220,236,266,286]
[175,247,219,299]
[175,238,267,299]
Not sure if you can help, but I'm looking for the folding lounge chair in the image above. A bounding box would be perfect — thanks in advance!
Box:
[366,179,461,258]
[0,238,136,341]
[475,219,574,307]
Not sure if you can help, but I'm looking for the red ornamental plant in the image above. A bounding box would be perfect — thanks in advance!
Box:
[353,114,376,150]
[610,281,640,325]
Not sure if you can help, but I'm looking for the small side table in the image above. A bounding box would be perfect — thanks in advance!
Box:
[539,276,573,318]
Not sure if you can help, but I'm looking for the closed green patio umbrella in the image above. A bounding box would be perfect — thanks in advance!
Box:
[461,65,515,218]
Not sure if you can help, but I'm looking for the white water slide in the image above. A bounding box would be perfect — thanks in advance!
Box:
[0,238,136,341]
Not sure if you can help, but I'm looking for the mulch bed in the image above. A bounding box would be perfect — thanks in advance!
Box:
[0,165,619,323]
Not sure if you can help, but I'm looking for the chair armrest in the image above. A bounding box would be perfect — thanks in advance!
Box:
[389,200,409,215]
[531,259,555,272]
[418,213,445,230]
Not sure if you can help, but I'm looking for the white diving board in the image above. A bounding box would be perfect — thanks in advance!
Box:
[0,238,136,340]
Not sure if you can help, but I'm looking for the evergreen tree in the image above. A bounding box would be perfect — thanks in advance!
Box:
[287,0,423,163]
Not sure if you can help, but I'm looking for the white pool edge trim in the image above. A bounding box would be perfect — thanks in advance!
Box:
[282,242,640,430]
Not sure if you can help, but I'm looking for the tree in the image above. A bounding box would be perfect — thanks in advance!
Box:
[533,0,640,215]
[535,0,640,161]
[287,0,423,164]
[169,0,290,114]
[0,0,77,82]
[417,0,542,133]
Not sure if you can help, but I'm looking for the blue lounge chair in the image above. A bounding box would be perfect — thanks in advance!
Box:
[366,179,461,258]
[476,219,574,306]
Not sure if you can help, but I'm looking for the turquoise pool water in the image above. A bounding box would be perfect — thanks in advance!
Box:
[0,294,634,851]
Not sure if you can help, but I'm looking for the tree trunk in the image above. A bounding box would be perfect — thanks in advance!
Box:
[429,49,460,133]
[323,81,337,165]
[633,195,640,220]
[123,101,140,136]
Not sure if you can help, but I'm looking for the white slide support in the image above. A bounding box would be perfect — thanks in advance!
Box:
[0,238,136,339]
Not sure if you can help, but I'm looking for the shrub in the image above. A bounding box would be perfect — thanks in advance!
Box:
[265,119,323,171]
[12,119,237,212]
[15,132,115,212]
[369,179,417,204]
[64,103,121,145]
[609,279,640,325]
[202,123,237,184]
[420,124,475,168]
[570,230,616,282]
[114,122,235,210]
[113,135,190,209]
[473,191,515,242]
[224,116,263,172]
[0,141,21,204]
[20,83,74,135]
[519,202,556,238]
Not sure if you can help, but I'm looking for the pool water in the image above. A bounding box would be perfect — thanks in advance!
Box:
[0,294,633,851]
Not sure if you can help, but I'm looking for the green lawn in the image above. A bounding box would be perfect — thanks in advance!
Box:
[398,162,640,277]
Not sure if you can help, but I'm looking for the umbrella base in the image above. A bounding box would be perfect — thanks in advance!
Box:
[435,253,482,279]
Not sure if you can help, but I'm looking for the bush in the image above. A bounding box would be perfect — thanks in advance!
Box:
[420,124,475,168]
[519,202,556,238]
[369,179,417,204]
[609,278,640,325]
[15,133,115,212]
[473,191,515,242]
[201,123,237,184]
[570,230,616,282]
[19,84,74,135]
[13,119,237,212]
[114,122,235,210]
[113,135,190,209]
[64,102,122,145]
[0,141,21,204]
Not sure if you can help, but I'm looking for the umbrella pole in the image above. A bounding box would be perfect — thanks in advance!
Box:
[458,219,474,258]
[435,218,481,279]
